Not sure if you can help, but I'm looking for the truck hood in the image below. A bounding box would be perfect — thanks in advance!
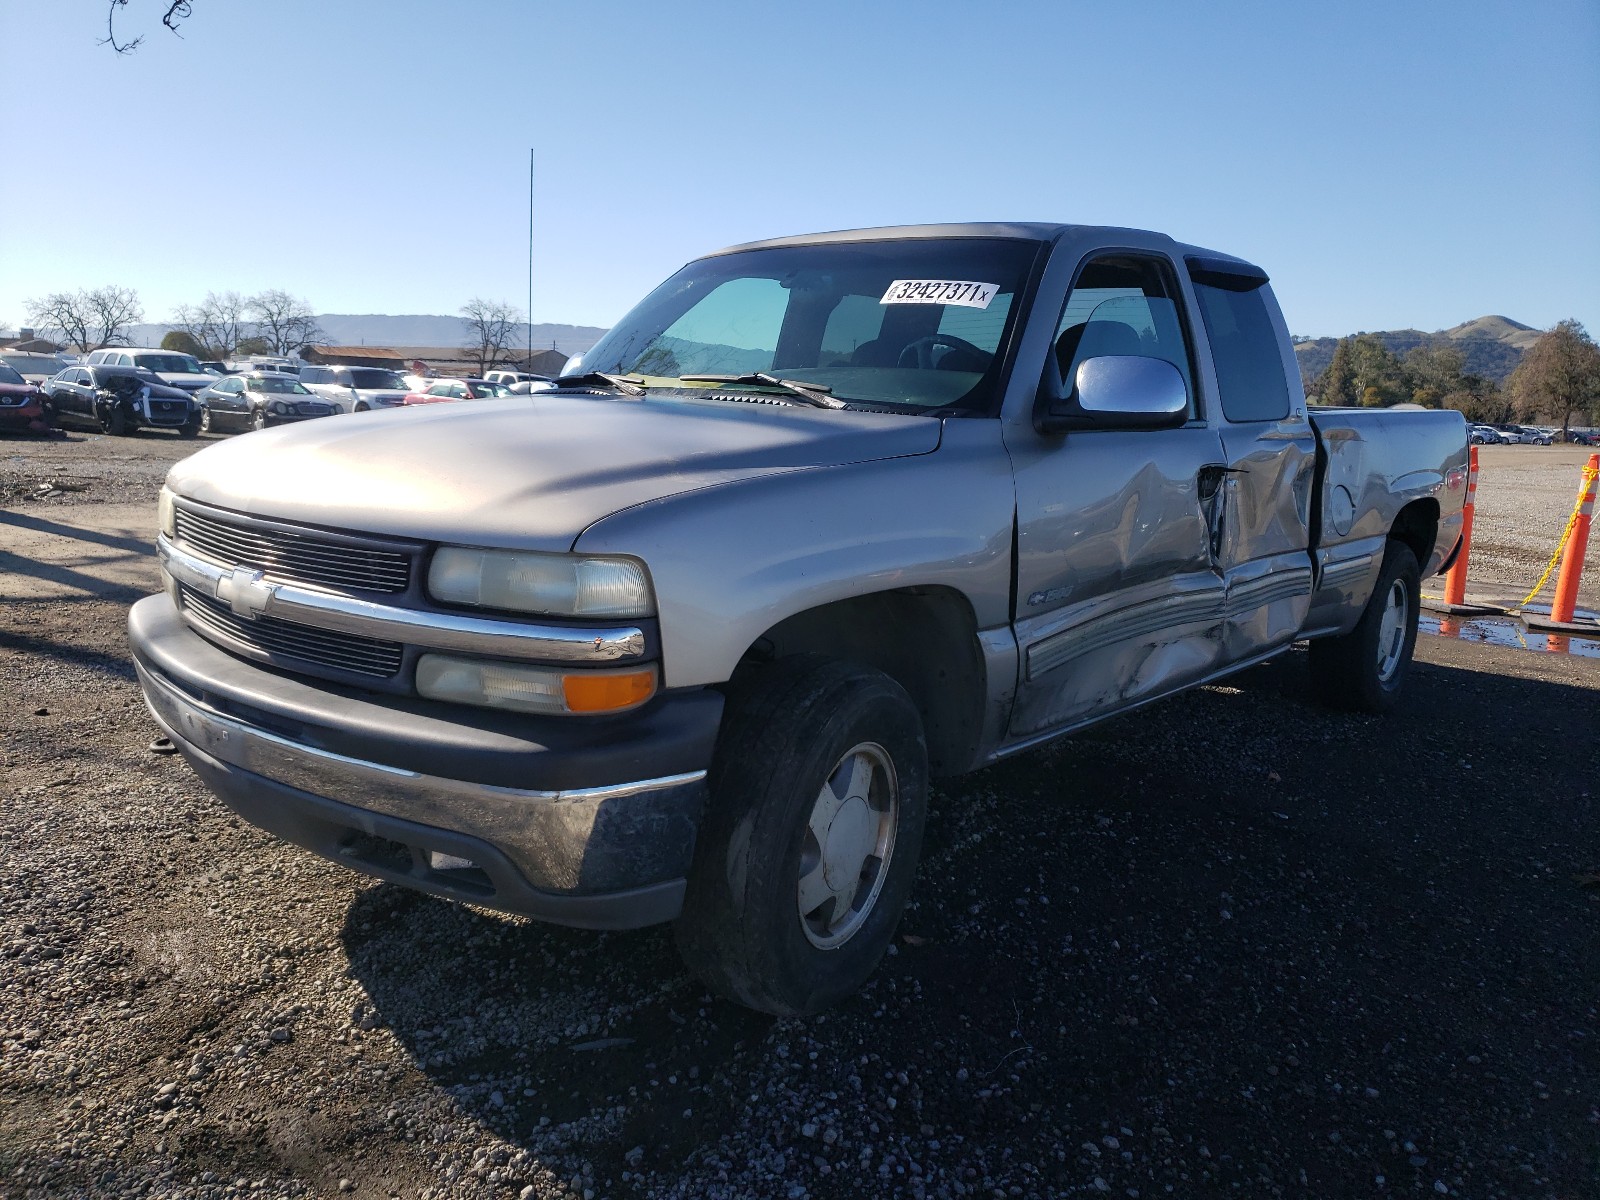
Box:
[166,393,942,551]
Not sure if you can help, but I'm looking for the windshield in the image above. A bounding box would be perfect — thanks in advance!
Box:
[348,368,406,390]
[247,377,311,394]
[0,364,25,385]
[579,238,1042,413]
[134,353,204,374]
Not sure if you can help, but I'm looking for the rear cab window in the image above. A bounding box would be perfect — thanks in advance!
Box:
[1187,260,1290,423]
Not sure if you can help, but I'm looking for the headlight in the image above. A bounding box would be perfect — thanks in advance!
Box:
[428,547,654,618]
[416,655,656,715]
[157,486,176,538]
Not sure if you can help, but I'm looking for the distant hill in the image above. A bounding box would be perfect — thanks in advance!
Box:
[1293,315,1539,386]
[123,315,609,357]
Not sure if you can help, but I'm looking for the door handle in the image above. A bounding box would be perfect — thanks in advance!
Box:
[1196,463,1243,501]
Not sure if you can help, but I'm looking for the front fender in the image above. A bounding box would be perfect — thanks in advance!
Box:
[575,420,1016,689]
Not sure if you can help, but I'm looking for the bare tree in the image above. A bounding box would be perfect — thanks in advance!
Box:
[246,290,323,356]
[25,286,144,352]
[104,1,193,53]
[172,291,248,359]
[461,298,524,376]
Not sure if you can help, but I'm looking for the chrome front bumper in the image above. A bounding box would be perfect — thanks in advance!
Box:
[130,594,719,929]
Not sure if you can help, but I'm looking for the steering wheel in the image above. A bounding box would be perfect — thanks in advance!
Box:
[896,334,991,371]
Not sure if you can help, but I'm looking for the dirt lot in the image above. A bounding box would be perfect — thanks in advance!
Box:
[2,429,1597,1199]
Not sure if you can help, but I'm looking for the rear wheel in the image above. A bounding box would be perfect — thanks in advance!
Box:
[1309,540,1421,713]
[675,656,928,1016]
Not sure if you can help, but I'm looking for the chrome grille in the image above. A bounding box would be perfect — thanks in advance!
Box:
[180,586,403,678]
[174,507,411,594]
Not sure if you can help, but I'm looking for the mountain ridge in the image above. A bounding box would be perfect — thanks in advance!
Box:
[1293,314,1541,385]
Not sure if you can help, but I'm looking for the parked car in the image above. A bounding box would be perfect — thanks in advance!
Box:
[0,362,51,435]
[1558,428,1599,445]
[132,221,1470,1016]
[1468,424,1502,445]
[400,378,511,405]
[0,350,73,387]
[484,370,554,390]
[1493,423,1551,445]
[43,365,198,436]
[86,348,215,395]
[299,365,412,413]
[195,372,338,433]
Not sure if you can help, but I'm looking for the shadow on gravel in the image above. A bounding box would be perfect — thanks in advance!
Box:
[0,506,157,556]
[339,647,1598,1195]
[0,547,151,603]
[0,625,139,681]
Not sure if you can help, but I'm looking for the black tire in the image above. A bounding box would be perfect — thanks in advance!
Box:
[251,407,267,432]
[100,405,128,436]
[1309,540,1421,713]
[198,407,213,435]
[675,655,928,1016]
[354,402,369,412]
[178,413,201,439]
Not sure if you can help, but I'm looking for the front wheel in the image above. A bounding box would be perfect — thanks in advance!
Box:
[675,656,928,1016]
[1309,540,1421,713]
[251,407,267,432]
[198,407,213,434]
[100,406,128,436]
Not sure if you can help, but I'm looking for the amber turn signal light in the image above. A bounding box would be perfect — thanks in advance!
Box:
[562,668,657,713]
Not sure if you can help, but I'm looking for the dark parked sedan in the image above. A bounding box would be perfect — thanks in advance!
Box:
[42,365,198,436]
[195,372,337,433]
[0,362,51,435]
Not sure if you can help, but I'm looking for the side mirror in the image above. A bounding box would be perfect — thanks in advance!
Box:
[1034,355,1188,435]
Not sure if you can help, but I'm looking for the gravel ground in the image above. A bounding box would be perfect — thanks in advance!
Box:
[2,428,1598,1199]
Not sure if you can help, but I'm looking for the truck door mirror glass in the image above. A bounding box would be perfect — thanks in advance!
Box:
[1037,355,1188,434]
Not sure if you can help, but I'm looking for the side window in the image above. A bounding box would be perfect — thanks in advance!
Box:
[1052,254,1196,413]
[1191,282,1290,422]
[334,369,352,387]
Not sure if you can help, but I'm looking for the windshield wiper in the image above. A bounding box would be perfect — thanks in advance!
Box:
[678,373,845,409]
[550,371,647,397]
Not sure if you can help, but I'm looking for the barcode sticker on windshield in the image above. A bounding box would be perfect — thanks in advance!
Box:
[880,280,999,309]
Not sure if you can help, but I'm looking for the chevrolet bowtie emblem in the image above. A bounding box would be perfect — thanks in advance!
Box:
[217,566,274,620]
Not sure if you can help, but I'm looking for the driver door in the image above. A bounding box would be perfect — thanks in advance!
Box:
[1006,252,1228,738]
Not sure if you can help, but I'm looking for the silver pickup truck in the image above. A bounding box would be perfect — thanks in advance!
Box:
[130,223,1469,1015]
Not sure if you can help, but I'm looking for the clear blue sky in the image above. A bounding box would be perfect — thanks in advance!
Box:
[1,0,1595,339]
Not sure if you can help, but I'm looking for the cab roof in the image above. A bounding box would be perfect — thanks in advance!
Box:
[704,222,1268,282]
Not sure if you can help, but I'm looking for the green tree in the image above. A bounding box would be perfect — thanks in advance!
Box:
[1315,337,1356,405]
[1507,319,1600,439]
[161,329,207,357]
[1403,343,1466,408]
[235,336,273,356]
[1347,335,1408,407]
